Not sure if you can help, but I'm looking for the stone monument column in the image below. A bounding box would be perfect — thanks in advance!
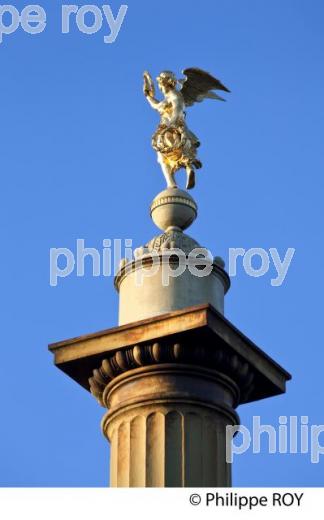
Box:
[49,188,291,487]
[101,361,239,487]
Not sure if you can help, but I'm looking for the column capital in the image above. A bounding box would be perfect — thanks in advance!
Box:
[88,341,252,408]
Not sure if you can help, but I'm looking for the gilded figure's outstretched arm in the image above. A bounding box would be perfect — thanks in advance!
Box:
[145,94,166,113]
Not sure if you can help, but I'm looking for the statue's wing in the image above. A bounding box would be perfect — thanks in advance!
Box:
[180,68,230,107]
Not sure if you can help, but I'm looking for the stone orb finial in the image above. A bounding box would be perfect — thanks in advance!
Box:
[150,188,198,232]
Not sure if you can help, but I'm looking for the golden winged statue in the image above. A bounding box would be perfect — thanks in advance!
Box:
[143,68,230,190]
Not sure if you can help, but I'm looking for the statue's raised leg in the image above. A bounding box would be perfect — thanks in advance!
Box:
[157,153,177,188]
[186,166,196,190]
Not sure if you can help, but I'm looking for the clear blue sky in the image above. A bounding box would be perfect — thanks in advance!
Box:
[1,0,323,486]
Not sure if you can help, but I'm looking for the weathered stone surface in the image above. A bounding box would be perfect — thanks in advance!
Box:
[49,304,291,487]
[49,304,290,404]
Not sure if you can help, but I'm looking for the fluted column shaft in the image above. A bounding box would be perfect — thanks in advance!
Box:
[101,364,239,487]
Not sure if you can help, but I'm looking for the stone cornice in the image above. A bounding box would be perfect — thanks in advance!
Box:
[49,304,291,406]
